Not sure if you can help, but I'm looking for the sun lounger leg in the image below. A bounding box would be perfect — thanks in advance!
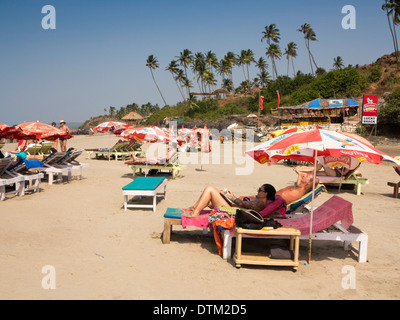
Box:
[0,186,5,201]
[153,195,157,212]
[16,181,25,197]
[355,183,362,196]
[163,218,172,244]
[222,230,233,260]
[358,236,368,263]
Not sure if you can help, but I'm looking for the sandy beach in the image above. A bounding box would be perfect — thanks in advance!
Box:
[1,133,400,300]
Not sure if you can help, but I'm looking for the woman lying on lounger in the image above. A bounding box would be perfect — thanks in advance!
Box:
[183,184,277,218]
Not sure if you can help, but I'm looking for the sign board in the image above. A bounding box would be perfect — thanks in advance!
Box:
[362,95,378,124]
[329,99,344,107]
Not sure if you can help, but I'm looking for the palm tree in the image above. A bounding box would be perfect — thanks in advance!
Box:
[146,55,167,106]
[205,51,219,91]
[177,49,194,97]
[244,49,255,81]
[257,70,271,88]
[297,23,319,75]
[255,57,268,73]
[266,43,281,80]
[166,60,186,101]
[261,24,281,79]
[222,78,233,93]
[224,52,237,92]
[382,0,400,64]
[333,56,344,69]
[284,42,298,77]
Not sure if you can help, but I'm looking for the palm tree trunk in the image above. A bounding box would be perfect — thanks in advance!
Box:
[291,57,296,77]
[150,69,167,106]
[392,15,399,63]
[174,78,186,101]
[306,39,314,75]
[385,5,399,64]
[287,57,290,77]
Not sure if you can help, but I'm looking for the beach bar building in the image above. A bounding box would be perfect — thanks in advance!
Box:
[278,98,359,126]
[122,111,144,126]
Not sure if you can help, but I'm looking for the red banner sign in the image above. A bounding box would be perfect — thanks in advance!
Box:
[362,95,378,124]
[259,95,264,110]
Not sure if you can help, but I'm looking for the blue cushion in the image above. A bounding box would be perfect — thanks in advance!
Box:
[164,208,183,219]
[122,176,165,191]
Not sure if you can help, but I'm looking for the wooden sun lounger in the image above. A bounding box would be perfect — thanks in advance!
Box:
[317,167,369,196]
[125,153,184,179]
[387,166,400,198]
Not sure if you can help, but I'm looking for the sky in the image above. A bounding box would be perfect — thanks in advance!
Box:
[0,0,395,125]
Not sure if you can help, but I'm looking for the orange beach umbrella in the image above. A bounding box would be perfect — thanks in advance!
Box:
[16,122,73,141]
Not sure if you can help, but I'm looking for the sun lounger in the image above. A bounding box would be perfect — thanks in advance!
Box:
[285,184,325,216]
[38,141,54,155]
[4,159,44,197]
[221,195,368,263]
[316,166,369,196]
[387,166,400,198]
[124,152,184,179]
[162,189,324,244]
[0,158,20,200]
[122,176,167,212]
[85,141,130,160]
[52,149,89,181]
[39,152,70,184]
[24,144,42,156]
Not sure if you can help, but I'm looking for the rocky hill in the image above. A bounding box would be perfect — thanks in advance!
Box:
[359,52,400,96]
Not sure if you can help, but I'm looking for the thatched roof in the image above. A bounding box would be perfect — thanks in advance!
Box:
[122,112,143,120]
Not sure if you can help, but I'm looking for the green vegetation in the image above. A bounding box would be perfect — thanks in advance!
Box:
[379,88,400,127]
[85,2,400,130]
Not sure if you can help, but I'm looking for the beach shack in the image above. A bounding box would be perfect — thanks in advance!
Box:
[122,111,144,126]
[278,98,359,126]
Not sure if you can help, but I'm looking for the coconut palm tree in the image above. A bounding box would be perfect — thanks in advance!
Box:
[382,0,400,64]
[261,24,281,79]
[177,49,194,97]
[244,49,255,81]
[222,78,233,93]
[166,60,186,101]
[257,70,271,88]
[284,42,298,77]
[224,52,237,92]
[333,56,345,69]
[146,55,167,106]
[266,43,281,80]
[297,23,319,75]
[255,57,268,73]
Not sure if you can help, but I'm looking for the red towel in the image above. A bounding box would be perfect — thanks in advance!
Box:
[277,196,353,235]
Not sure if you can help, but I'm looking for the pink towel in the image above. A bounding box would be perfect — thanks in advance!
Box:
[181,210,212,229]
[277,196,353,235]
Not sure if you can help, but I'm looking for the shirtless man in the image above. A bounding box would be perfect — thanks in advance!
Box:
[276,172,319,205]
[183,184,276,218]
[59,120,70,152]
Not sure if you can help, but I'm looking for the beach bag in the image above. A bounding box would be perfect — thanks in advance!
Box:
[235,209,264,230]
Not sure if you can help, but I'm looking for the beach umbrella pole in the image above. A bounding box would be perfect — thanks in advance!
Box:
[308,150,318,264]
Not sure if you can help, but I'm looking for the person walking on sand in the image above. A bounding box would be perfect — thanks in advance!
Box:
[59,120,70,152]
